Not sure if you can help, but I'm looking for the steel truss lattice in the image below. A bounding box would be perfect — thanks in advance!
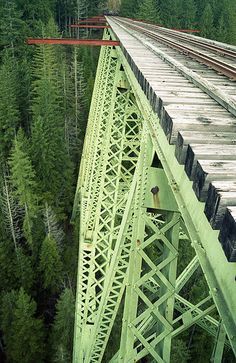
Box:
[72,30,236,363]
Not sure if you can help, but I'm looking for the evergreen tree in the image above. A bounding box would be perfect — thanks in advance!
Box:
[159,0,180,27]
[16,247,35,292]
[119,0,138,18]
[0,240,19,292]
[215,0,236,44]
[216,14,228,42]
[1,173,22,252]
[39,234,63,292]
[1,288,45,363]
[44,203,64,248]
[137,0,161,23]
[1,290,18,348]
[17,0,56,23]
[171,338,191,362]
[0,0,27,55]
[178,0,196,29]
[9,129,38,245]
[200,3,214,39]
[0,53,20,160]
[31,19,73,210]
[50,288,75,362]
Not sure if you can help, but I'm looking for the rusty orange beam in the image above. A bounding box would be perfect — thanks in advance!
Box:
[77,17,105,22]
[27,38,120,46]
[78,20,107,24]
[88,16,105,20]
[70,25,110,29]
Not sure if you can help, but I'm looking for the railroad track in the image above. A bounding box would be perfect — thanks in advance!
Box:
[107,16,236,263]
[114,17,236,81]
[111,17,236,118]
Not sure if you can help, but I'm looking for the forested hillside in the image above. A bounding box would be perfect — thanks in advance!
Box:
[119,0,236,45]
[0,1,103,362]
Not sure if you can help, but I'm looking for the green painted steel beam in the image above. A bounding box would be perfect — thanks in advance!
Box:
[108,28,236,356]
[72,28,236,363]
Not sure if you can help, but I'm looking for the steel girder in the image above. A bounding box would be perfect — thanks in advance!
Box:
[73,30,236,363]
[73,31,142,362]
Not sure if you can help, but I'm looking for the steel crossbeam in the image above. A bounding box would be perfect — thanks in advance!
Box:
[73,33,142,361]
[73,28,236,363]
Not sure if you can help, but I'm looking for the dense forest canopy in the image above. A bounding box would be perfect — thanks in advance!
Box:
[0,0,235,363]
[0,0,103,362]
[119,0,236,44]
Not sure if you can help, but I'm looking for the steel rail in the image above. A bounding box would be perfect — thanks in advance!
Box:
[116,19,236,80]
[128,18,236,60]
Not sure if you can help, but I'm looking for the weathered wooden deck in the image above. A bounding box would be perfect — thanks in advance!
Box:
[107,16,236,261]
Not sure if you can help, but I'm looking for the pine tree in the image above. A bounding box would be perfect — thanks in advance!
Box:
[171,338,191,362]
[1,288,45,363]
[44,203,64,248]
[200,3,214,39]
[0,0,27,55]
[215,0,236,44]
[39,234,63,292]
[1,173,22,252]
[120,0,138,17]
[0,240,19,292]
[1,290,18,347]
[16,247,35,292]
[31,19,73,209]
[159,0,180,27]
[9,129,38,245]
[0,53,20,160]
[137,0,161,23]
[16,0,56,23]
[178,0,196,29]
[216,15,228,42]
[50,288,75,362]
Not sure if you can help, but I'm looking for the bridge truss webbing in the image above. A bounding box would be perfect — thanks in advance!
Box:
[72,29,236,362]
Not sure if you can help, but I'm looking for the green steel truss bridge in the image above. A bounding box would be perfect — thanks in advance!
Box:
[70,17,236,363]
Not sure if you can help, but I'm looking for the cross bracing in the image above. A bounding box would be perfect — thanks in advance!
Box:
[72,25,236,363]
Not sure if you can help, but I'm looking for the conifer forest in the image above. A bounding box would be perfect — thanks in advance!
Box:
[0,1,235,363]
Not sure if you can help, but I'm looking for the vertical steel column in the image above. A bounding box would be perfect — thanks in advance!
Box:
[85,123,152,363]
[73,30,119,362]
[118,132,181,362]
[72,29,112,222]
[73,41,142,362]
[211,321,226,363]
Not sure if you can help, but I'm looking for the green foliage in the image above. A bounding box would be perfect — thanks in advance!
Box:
[9,129,38,209]
[119,0,236,44]
[137,0,161,23]
[0,0,27,55]
[0,1,90,362]
[171,338,191,362]
[178,0,197,29]
[200,3,214,39]
[0,53,20,160]
[120,0,138,17]
[39,234,63,292]
[159,0,180,27]
[16,247,35,292]
[31,19,73,209]
[9,129,38,244]
[50,288,75,362]
[17,0,56,23]
[0,240,19,291]
[1,288,45,363]
[0,290,18,346]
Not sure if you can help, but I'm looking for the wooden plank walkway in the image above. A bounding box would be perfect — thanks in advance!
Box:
[107,17,236,261]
